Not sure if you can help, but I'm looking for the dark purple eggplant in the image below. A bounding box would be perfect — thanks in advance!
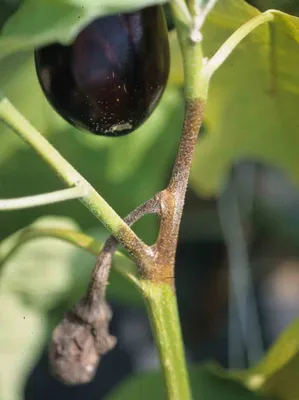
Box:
[35,6,170,136]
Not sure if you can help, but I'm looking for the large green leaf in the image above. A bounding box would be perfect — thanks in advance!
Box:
[190,0,299,196]
[106,365,271,399]
[0,216,84,309]
[0,217,143,309]
[0,0,167,59]
[0,216,82,400]
[0,215,144,400]
[0,293,45,400]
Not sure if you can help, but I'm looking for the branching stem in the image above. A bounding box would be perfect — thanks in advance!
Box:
[189,0,219,42]
[0,97,150,268]
[152,100,204,284]
[86,194,161,305]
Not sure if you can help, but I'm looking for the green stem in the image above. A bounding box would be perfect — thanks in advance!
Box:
[0,227,138,285]
[173,0,193,26]
[205,11,274,80]
[133,3,206,399]
[0,186,86,210]
[141,281,192,400]
[171,2,207,100]
[0,97,150,263]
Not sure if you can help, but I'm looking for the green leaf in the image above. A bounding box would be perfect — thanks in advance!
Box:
[0,216,83,309]
[60,0,167,8]
[244,318,299,400]
[0,0,20,30]
[106,364,271,399]
[0,215,144,399]
[0,0,167,59]
[0,53,66,167]
[0,217,143,307]
[189,0,299,196]
[0,216,81,400]
[0,293,45,400]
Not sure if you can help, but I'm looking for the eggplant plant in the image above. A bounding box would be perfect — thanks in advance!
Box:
[1,0,299,399]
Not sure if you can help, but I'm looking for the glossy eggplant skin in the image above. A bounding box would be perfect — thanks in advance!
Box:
[35,6,169,136]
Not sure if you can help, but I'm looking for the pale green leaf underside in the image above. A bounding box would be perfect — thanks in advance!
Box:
[0,216,80,400]
[0,216,141,400]
[190,0,299,196]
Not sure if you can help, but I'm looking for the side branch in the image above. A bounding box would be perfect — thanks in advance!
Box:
[0,186,86,210]
[49,194,161,385]
[86,193,162,305]
[205,11,274,80]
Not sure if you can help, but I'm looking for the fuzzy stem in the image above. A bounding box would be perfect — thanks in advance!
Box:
[154,100,204,278]
[169,99,204,194]
[152,3,206,280]
[133,3,207,399]
[141,281,192,400]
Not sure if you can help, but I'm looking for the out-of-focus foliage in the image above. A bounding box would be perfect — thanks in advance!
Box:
[0,0,20,30]
[246,0,299,15]
[107,364,272,399]
[0,217,83,400]
[0,293,45,400]
[0,216,144,400]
